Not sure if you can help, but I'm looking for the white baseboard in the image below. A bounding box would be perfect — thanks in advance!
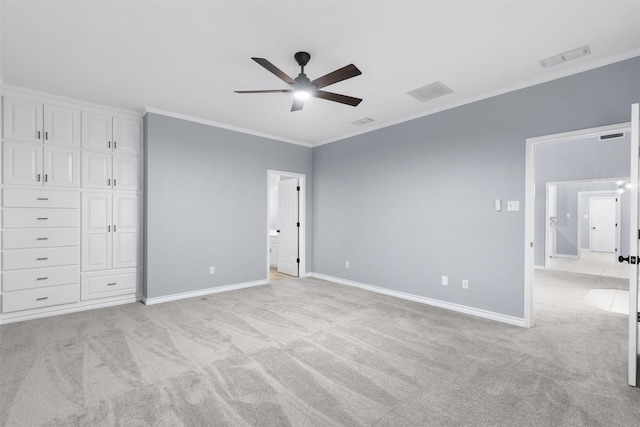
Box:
[551,253,579,259]
[143,279,268,305]
[309,273,526,328]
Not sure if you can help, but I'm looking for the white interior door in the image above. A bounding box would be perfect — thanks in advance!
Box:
[547,185,557,265]
[590,197,616,252]
[277,178,299,277]
[628,103,639,387]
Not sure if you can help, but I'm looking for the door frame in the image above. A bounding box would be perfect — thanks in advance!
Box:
[524,122,631,327]
[266,170,306,279]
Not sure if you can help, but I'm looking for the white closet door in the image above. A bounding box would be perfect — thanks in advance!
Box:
[3,142,43,185]
[113,194,138,269]
[3,97,43,143]
[43,104,80,146]
[277,178,299,277]
[81,193,112,271]
[81,112,112,151]
[82,151,112,189]
[113,155,139,190]
[44,147,79,188]
[112,117,140,155]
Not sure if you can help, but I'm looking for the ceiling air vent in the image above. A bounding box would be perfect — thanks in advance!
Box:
[539,45,591,68]
[599,132,625,141]
[407,81,454,103]
[351,117,375,126]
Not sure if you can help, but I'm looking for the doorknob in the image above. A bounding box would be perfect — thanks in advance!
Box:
[619,255,637,264]
[592,227,596,229]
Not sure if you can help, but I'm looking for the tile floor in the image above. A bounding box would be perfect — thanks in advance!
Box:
[547,250,630,315]
[549,250,629,279]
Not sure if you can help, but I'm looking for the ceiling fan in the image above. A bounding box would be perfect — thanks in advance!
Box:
[235,51,362,112]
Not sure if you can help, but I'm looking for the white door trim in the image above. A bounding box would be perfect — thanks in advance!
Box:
[267,170,306,279]
[524,122,630,328]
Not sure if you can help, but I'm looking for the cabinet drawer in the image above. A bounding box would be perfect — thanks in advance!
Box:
[2,246,79,270]
[2,188,79,208]
[2,283,79,313]
[81,270,136,301]
[3,265,79,292]
[3,208,79,228]
[2,228,79,249]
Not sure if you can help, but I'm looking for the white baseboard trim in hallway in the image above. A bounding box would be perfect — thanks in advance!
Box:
[309,273,526,327]
[143,279,269,305]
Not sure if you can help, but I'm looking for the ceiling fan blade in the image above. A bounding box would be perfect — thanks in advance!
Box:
[291,98,304,112]
[234,89,293,94]
[314,90,362,107]
[252,57,295,85]
[311,64,362,89]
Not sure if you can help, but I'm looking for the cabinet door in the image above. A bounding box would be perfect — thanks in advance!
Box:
[2,97,43,143]
[112,155,138,191]
[43,104,81,147]
[112,117,140,155]
[82,151,112,189]
[113,194,138,269]
[3,142,43,185]
[82,193,112,271]
[44,147,80,188]
[81,112,112,151]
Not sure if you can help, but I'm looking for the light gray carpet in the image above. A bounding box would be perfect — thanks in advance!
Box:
[1,271,639,426]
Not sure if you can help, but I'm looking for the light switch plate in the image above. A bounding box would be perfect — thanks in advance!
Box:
[507,201,519,211]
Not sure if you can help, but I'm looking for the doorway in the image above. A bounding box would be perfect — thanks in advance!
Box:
[524,122,636,386]
[267,170,306,281]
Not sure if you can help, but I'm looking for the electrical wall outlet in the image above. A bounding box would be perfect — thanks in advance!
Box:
[462,279,469,289]
[442,275,448,286]
[346,261,350,268]
[209,266,215,275]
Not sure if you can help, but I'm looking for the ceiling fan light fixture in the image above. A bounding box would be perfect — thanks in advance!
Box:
[294,89,311,100]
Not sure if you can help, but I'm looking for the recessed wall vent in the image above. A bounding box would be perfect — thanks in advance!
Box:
[351,117,375,126]
[407,81,454,103]
[539,45,591,68]
[599,132,625,141]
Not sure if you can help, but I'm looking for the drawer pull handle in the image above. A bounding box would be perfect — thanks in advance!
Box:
[107,178,111,186]
[36,257,48,261]
[107,282,117,286]
[113,225,117,232]
[108,141,111,148]
[36,297,48,301]
[114,141,117,149]
[36,277,48,281]
[44,174,48,182]
[45,131,49,140]
[36,237,49,240]
[36,197,49,200]
[113,179,117,187]
[37,173,41,182]
[36,218,48,220]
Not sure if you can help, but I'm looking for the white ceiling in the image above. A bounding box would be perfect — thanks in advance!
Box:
[2,1,639,147]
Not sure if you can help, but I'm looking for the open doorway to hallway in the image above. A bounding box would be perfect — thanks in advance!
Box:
[524,122,633,385]
[267,170,306,282]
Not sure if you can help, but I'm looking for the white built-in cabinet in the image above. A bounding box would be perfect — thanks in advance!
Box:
[82,151,138,190]
[82,112,140,155]
[1,92,142,323]
[81,193,138,271]
[3,97,81,146]
[3,141,79,187]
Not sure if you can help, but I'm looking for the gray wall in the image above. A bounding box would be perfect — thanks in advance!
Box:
[144,113,312,299]
[534,135,630,265]
[312,57,640,319]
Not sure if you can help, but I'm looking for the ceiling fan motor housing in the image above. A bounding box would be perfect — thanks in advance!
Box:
[295,51,311,67]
